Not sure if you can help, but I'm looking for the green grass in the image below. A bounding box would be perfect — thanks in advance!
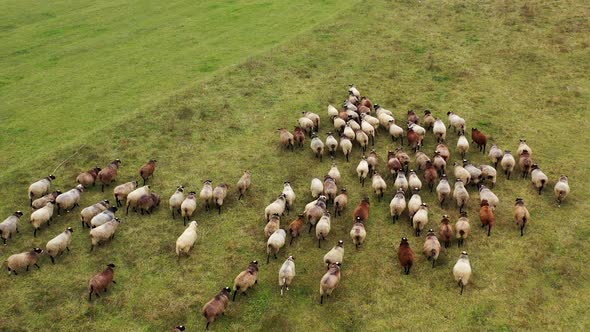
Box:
[1,0,590,331]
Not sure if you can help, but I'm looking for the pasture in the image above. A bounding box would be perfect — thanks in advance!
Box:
[1,0,589,331]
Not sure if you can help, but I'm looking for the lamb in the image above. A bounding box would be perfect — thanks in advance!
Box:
[530,164,548,195]
[453,251,471,295]
[0,211,23,244]
[328,104,339,118]
[388,120,404,144]
[455,212,471,247]
[328,162,341,184]
[76,167,101,187]
[278,256,296,295]
[478,185,499,209]
[310,133,325,162]
[517,139,532,157]
[267,229,286,263]
[265,194,287,221]
[415,151,430,170]
[323,176,338,204]
[180,192,197,225]
[298,117,315,136]
[235,170,252,201]
[352,197,370,223]
[514,198,530,236]
[264,213,281,238]
[554,175,570,206]
[488,144,503,168]
[356,157,369,187]
[471,128,488,153]
[501,150,516,179]
[31,190,61,210]
[200,180,213,211]
[324,240,344,267]
[407,188,423,222]
[408,170,422,191]
[340,136,353,162]
[97,159,121,192]
[412,203,429,236]
[424,161,439,193]
[113,181,138,208]
[447,112,465,135]
[288,214,304,245]
[303,111,321,131]
[355,129,369,153]
[463,160,482,185]
[395,147,410,173]
[176,220,198,259]
[232,260,259,301]
[90,207,118,228]
[319,262,342,304]
[394,171,409,193]
[389,189,406,223]
[519,150,533,179]
[439,215,454,247]
[316,212,331,248]
[479,164,497,188]
[307,196,327,233]
[139,159,157,185]
[371,172,387,201]
[30,202,55,237]
[423,110,435,130]
[6,248,43,275]
[398,237,415,275]
[125,185,151,215]
[278,128,295,151]
[137,192,160,215]
[433,119,447,143]
[282,181,296,213]
[334,188,348,217]
[46,227,74,263]
[479,199,496,236]
[457,134,469,158]
[310,178,324,198]
[423,229,441,268]
[350,219,367,249]
[213,183,229,214]
[169,186,185,219]
[293,126,305,148]
[436,175,451,207]
[453,179,469,213]
[88,263,117,300]
[325,132,339,157]
[28,175,55,205]
[89,218,121,251]
[56,184,84,215]
[202,287,231,331]
[433,151,447,177]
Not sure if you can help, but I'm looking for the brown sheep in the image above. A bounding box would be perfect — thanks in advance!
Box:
[278,128,295,151]
[519,150,533,179]
[138,193,161,215]
[398,237,415,275]
[293,126,305,148]
[139,159,157,185]
[76,167,101,187]
[202,287,231,330]
[514,198,530,236]
[479,199,495,236]
[352,196,370,224]
[288,214,304,245]
[97,159,121,192]
[471,128,488,154]
[439,215,454,248]
[88,263,116,300]
[232,261,259,301]
[237,170,252,200]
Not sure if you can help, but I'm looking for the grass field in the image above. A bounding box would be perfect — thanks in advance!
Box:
[1,0,589,331]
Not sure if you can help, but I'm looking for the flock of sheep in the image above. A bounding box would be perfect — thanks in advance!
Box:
[0,84,572,331]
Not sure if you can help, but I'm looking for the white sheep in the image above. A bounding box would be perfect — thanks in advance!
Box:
[282,182,296,213]
[325,133,339,157]
[0,211,23,244]
[453,251,472,295]
[433,119,447,143]
[501,150,516,179]
[125,185,151,215]
[28,175,55,205]
[378,112,395,130]
[388,120,404,144]
[327,105,339,118]
[333,117,346,133]
[265,194,287,221]
[530,164,549,195]
[323,240,344,267]
[168,186,185,219]
[407,188,422,220]
[350,221,367,249]
[436,176,451,207]
[554,175,570,206]
[46,227,74,264]
[31,190,61,209]
[176,220,198,259]
[355,129,369,152]
[457,134,469,158]
[199,180,213,211]
[415,151,430,170]
[310,178,324,199]
[334,188,348,217]
[181,191,197,225]
[394,171,409,193]
[361,113,380,129]
[90,207,118,228]
[267,229,286,263]
[31,202,55,237]
[278,256,296,295]
[80,200,110,228]
[488,144,503,168]
[264,214,281,238]
[455,212,471,247]
[447,112,465,135]
[343,124,355,140]
[320,262,341,304]
[408,170,422,191]
[213,183,229,214]
[463,160,482,185]
[303,111,321,131]
[55,184,84,215]
[6,248,43,275]
[412,203,429,236]
[310,134,325,162]
[298,117,314,136]
[348,84,360,98]
[360,118,376,146]
[315,212,331,248]
[389,190,406,223]
[113,181,138,207]
[453,179,470,213]
[357,157,369,187]
[340,137,353,162]
[371,172,387,201]
[517,139,532,157]
[328,162,341,184]
[89,218,121,251]
[478,185,499,209]
[479,164,497,188]
[375,104,393,117]
[454,162,471,185]
[423,229,441,268]
[304,198,319,216]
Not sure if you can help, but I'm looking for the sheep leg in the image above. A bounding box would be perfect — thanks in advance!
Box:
[217,204,221,215]
[459,281,464,295]
[232,290,238,301]
[346,153,349,162]
[432,259,435,268]
[34,228,37,237]
[238,193,243,200]
[520,225,525,236]
[274,253,278,259]
[289,235,294,246]
[50,256,55,264]
[320,295,324,305]
[101,184,105,192]
[318,238,321,248]
[308,223,313,233]
[89,289,93,301]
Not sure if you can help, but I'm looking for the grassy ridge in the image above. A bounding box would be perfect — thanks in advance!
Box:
[1,0,590,331]
[0,0,349,168]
